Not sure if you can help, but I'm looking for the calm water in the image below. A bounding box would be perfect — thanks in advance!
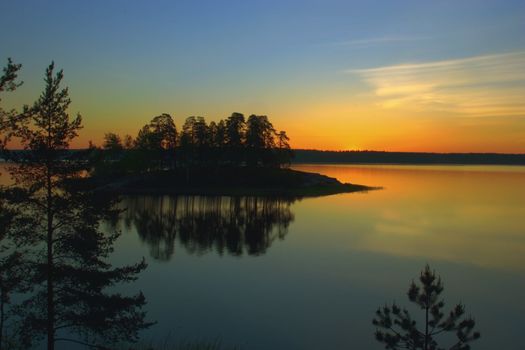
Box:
[2,164,525,349]
[107,164,525,350]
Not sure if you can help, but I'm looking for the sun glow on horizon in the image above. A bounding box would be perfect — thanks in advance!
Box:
[1,1,524,153]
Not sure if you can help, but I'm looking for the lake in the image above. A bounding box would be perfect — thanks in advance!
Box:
[2,163,525,349]
[107,164,525,350]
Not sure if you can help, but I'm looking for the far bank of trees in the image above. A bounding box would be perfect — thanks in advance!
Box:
[95,112,293,176]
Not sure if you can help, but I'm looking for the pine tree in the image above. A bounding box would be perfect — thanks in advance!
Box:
[0,57,30,349]
[0,58,22,153]
[5,62,152,349]
[373,265,480,350]
[276,131,292,168]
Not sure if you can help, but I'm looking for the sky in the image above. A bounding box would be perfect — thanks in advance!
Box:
[1,0,524,152]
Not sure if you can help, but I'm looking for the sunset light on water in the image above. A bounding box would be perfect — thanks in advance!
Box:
[1,1,524,349]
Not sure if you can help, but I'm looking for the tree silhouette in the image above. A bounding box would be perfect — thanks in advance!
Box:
[178,116,197,168]
[245,115,276,167]
[0,57,30,349]
[276,130,292,167]
[0,58,22,152]
[134,113,178,169]
[149,113,178,151]
[214,119,227,148]
[225,112,245,148]
[135,124,160,151]
[96,111,293,173]
[0,192,32,349]
[103,132,123,151]
[4,62,152,349]
[123,134,134,149]
[0,58,22,93]
[373,265,480,350]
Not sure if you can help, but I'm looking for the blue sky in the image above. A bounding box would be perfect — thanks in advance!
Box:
[1,0,524,151]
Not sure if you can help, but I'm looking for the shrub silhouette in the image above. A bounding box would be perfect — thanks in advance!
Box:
[373,265,480,350]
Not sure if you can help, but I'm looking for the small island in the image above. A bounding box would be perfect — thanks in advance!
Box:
[84,113,373,197]
[88,167,373,197]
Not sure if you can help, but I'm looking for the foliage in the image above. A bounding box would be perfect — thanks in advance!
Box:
[96,112,293,177]
[103,132,124,151]
[92,111,294,182]
[0,58,22,94]
[0,57,29,349]
[0,58,23,148]
[373,265,480,350]
[225,112,245,148]
[0,59,21,156]
[149,113,178,150]
[135,113,177,152]
[3,62,152,349]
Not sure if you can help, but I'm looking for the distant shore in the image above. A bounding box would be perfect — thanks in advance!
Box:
[4,149,525,166]
[292,150,525,165]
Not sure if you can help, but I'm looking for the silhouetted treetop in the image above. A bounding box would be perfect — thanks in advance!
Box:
[373,265,480,350]
[103,132,123,151]
[95,112,293,175]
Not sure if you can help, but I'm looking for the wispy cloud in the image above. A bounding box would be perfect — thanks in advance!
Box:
[333,35,426,48]
[348,51,525,117]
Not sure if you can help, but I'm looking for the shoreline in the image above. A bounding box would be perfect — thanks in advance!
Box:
[87,168,378,198]
[99,183,376,198]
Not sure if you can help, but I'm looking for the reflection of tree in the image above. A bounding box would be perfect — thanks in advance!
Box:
[121,196,296,260]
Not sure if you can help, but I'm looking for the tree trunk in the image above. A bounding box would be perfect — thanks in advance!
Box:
[0,286,5,349]
[46,169,55,350]
[425,305,429,350]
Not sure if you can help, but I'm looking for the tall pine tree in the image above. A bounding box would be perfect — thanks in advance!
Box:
[5,62,152,349]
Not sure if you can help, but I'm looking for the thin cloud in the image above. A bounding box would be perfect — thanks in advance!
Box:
[348,51,525,117]
[333,35,426,48]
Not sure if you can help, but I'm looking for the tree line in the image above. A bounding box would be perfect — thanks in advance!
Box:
[95,112,293,176]
[293,149,525,165]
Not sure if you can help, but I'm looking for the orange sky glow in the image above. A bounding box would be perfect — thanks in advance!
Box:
[2,2,524,153]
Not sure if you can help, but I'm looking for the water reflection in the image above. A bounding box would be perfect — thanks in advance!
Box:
[104,165,523,350]
[119,196,296,260]
[293,164,525,271]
